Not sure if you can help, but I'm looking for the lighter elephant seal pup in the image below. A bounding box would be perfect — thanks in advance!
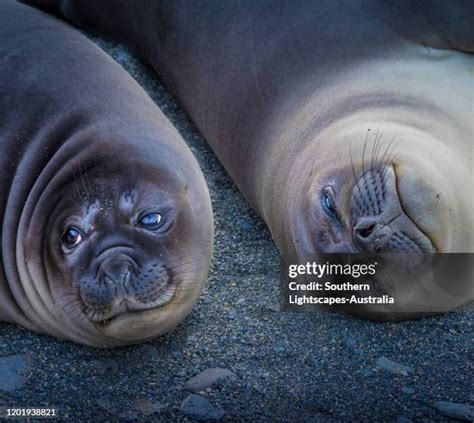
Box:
[0,1,213,347]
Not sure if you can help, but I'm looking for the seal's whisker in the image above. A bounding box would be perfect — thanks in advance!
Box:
[349,142,358,185]
[370,129,384,173]
[66,304,86,319]
[73,174,89,207]
[60,298,83,310]
[378,139,393,173]
[60,299,87,323]
[375,130,385,170]
[78,166,93,204]
[369,131,383,174]
[373,133,386,174]
[361,128,370,183]
[354,128,371,215]
[83,166,95,198]
[384,212,403,227]
[370,131,377,172]
[376,136,395,174]
[380,138,400,181]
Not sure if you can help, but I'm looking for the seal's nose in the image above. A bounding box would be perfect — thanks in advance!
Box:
[101,258,132,286]
[353,216,381,251]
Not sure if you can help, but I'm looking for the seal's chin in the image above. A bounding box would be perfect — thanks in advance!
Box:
[89,279,201,344]
[85,283,177,324]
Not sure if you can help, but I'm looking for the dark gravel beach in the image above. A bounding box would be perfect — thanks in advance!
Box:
[0,35,472,422]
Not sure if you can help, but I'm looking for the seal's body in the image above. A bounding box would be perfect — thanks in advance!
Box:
[35,0,474,317]
[0,1,213,346]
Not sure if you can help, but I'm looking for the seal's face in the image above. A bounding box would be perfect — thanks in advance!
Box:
[295,131,451,258]
[308,163,436,257]
[21,156,212,346]
[290,128,473,317]
[55,178,180,323]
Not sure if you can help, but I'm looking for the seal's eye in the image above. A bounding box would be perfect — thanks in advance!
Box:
[322,189,338,220]
[62,227,84,248]
[139,212,163,230]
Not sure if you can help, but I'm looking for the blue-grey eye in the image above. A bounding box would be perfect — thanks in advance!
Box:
[322,191,338,219]
[139,212,163,229]
[62,227,84,248]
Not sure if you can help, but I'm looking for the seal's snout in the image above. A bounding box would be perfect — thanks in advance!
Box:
[81,249,176,323]
[100,256,133,291]
[351,164,435,255]
[80,253,135,319]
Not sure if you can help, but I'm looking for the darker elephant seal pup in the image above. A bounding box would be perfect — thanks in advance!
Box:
[0,1,213,347]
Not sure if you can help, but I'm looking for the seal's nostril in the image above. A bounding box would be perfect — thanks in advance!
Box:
[357,223,376,239]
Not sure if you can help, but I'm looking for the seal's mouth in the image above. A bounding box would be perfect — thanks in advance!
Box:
[79,257,178,324]
[85,282,177,324]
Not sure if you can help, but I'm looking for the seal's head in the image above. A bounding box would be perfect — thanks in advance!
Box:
[287,122,473,318]
[8,125,213,347]
[47,165,208,344]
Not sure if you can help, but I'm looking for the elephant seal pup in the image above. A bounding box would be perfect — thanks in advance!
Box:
[0,1,213,347]
[36,0,474,318]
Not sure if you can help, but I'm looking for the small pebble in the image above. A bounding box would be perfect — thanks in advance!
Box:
[376,357,413,376]
[179,394,225,421]
[433,401,474,421]
[0,354,33,392]
[184,368,236,392]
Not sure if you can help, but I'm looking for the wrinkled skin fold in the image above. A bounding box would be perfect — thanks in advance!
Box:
[0,1,213,347]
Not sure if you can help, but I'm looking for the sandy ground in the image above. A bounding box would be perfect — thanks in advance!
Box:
[0,34,472,422]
